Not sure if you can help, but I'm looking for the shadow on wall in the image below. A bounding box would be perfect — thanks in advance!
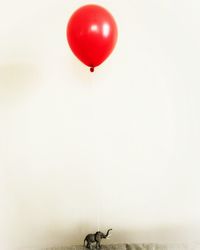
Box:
[0,62,40,105]
[109,225,200,244]
[19,223,92,249]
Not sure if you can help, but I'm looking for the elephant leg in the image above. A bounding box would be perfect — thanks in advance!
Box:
[90,243,94,250]
[96,241,101,249]
[86,242,90,249]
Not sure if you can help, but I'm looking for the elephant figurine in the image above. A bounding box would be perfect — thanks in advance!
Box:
[84,229,112,249]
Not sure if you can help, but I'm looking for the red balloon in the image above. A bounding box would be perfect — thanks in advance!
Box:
[67,4,118,72]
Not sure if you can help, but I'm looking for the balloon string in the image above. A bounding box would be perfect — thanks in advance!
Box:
[90,80,101,232]
[92,81,101,232]
[96,179,101,232]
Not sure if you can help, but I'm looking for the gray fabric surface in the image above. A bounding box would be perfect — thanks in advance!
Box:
[22,244,200,250]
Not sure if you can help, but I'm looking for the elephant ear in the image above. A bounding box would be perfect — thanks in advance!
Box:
[95,231,101,241]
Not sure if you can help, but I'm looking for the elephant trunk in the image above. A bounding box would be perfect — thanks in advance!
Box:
[104,229,112,238]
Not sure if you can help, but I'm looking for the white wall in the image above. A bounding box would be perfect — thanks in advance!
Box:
[0,0,200,249]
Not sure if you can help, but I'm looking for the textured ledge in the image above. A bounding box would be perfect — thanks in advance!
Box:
[22,243,200,250]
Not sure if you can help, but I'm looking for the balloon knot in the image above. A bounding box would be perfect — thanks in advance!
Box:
[90,67,94,73]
